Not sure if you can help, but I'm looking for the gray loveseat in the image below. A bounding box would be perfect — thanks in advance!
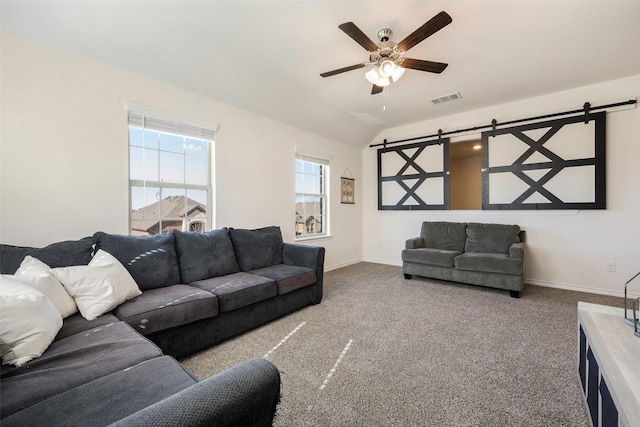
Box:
[402,221,525,298]
[1,225,324,426]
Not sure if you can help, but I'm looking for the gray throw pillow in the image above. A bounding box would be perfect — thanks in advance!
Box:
[0,237,94,275]
[464,223,520,255]
[229,226,284,271]
[93,232,180,290]
[173,228,240,283]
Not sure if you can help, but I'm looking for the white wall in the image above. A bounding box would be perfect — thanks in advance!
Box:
[0,33,363,271]
[363,75,640,297]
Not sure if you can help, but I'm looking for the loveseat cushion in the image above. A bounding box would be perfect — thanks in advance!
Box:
[420,221,467,252]
[229,226,284,271]
[114,285,219,335]
[0,237,94,275]
[93,232,180,290]
[464,223,520,255]
[401,248,461,268]
[455,253,523,275]
[0,320,162,417]
[1,356,198,427]
[250,264,317,295]
[189,272,277,313]
[173,228,240,283]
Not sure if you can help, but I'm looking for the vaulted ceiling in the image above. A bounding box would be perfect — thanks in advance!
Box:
[2,1,640,148]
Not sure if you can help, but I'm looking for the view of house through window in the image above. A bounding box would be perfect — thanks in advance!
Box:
[128,108,214,236]
[295,154,329,238]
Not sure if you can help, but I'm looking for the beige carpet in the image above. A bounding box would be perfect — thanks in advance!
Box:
[181,262,623,426]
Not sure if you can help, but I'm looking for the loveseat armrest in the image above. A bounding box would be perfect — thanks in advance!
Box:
[509,242,525,260]
[406,237,425,249]
[109,358,281,427]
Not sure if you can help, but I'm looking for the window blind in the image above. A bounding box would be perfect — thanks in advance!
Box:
[296,152,330,166]
[128,104,217,141]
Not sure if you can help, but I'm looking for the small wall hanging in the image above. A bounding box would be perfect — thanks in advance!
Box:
[341,167,355,204]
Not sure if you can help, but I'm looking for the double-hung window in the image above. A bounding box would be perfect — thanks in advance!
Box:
[128,105,215,236]
[295,153,329,238]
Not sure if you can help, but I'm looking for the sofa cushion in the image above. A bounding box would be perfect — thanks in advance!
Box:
[0,320,162,417]
[1,356,197,427]
[420,221,467,252]
[401,248,461,268]
[250,264,317,295]
[93,232,181,290]
[190,272,277,313]
[54,313,120,341]
[173,228,240,283]
[464,223,521,255]
[229,226,284,271]
[0,237,94,275]
[114,285,219,335]
[0,277,63,367]
[455,253,523,275]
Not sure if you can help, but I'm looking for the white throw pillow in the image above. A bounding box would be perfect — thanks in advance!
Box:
[51,250,142,321]
[11,256,78,318]
[0,276,63,366]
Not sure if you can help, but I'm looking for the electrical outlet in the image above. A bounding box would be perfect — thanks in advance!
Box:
[606,262,616,273]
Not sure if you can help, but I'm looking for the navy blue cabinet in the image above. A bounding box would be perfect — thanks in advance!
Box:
[578,302,640,427]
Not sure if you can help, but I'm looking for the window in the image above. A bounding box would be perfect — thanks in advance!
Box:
[295,153,329,238]
[128,105,216,236]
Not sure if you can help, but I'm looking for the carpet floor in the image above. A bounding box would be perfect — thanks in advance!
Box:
[181,262,623,426]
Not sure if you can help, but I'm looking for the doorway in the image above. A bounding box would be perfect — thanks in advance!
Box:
[449,140,482,210]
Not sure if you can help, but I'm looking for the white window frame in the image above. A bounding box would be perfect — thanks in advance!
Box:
[128,104,216,235]
[295,152,330,240]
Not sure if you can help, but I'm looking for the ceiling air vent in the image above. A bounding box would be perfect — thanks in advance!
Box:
[430,92,462,105]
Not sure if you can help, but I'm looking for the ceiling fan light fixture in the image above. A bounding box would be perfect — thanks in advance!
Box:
[365,66,381,84]
[377,76,391,87]
[379,60,396,77]
[390,65,405,82]
[366,62,403,87]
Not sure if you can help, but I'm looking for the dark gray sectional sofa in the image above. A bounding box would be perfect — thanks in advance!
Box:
[0,225,325,426]
[402,221,525,298]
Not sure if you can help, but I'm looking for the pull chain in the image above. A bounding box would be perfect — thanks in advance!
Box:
[383,86,388,111]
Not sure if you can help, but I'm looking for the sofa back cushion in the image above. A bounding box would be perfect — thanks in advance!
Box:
[173,228,240,283]
[229,226,284,271]
[93,232,180,290]
[464,223,521,255]
[0,237,94,275]
[420,222,467,252]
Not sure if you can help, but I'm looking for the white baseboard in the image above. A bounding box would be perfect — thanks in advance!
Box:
[324,258,362,272]
[526,279,640,299]
[336,259,640,299]
[361,258,402,267]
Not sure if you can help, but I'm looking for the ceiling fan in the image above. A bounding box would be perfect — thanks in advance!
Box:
[320,11,452,95]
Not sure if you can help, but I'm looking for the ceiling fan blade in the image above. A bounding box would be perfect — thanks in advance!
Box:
[320,63,367,78]
[338,22,380,52]
[397,11,452,52]
[371,84,384,95]
[401,58,448,73]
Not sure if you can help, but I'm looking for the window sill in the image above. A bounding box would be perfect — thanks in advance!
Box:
[294,234,332,243]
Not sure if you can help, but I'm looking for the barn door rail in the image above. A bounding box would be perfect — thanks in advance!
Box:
[369,99,636,149]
